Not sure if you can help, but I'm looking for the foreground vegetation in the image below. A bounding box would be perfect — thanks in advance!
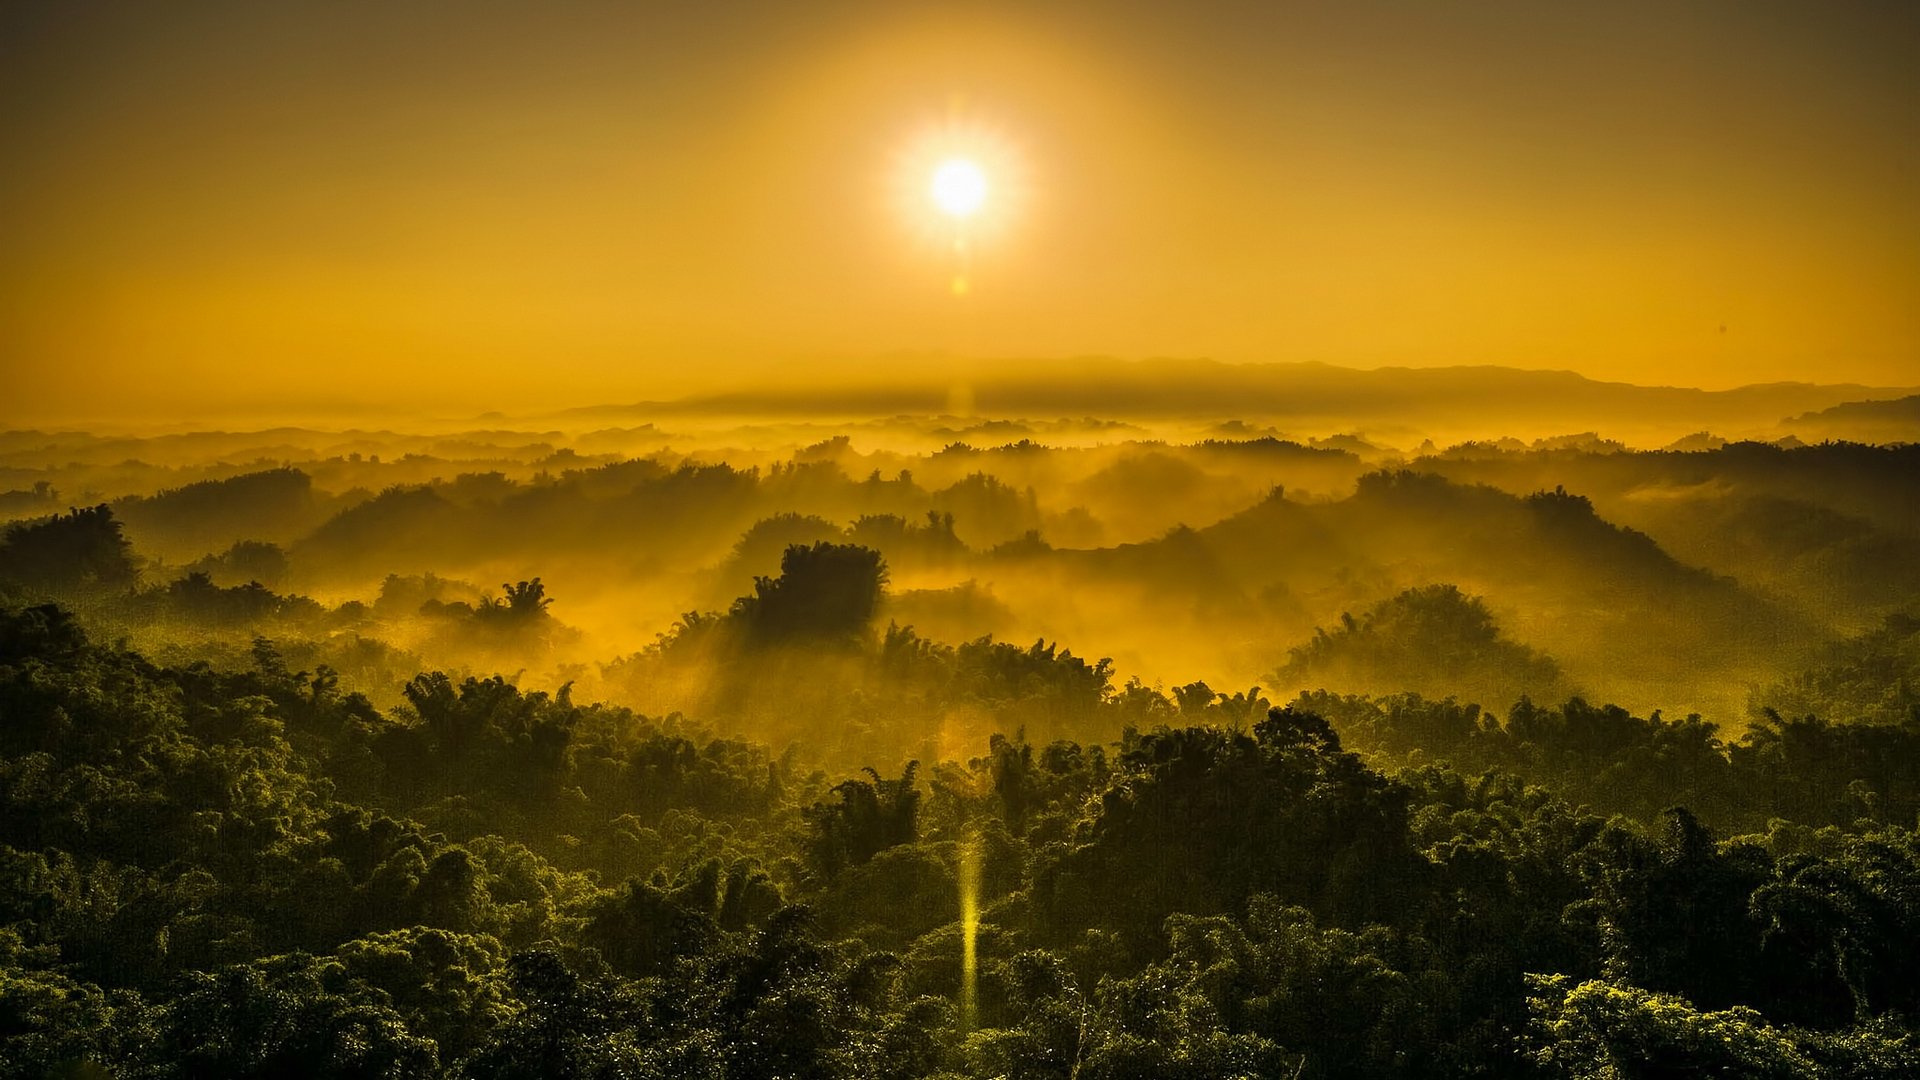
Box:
[3,431,1917,1076]
[3,594,1916,1077]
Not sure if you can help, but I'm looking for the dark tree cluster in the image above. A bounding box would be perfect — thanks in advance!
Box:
[2,600,1917,1078]
[0,506,137,593]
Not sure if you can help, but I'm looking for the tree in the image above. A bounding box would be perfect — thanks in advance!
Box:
[805,763,922,875]
[476,578,553,626]
[0,505,137,593]
[732,543,887,647]
[1274,584,1564,707]
[1035,708,1424,950]
[1523,974,1920,1078]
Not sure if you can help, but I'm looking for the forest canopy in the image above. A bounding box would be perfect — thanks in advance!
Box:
[1,417,1916,1078]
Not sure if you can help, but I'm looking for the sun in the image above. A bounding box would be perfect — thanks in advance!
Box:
[930,158,988,218]
[891,112,1023,240]
[890,111,1025,294]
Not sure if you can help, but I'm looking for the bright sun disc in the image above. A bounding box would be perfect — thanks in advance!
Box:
[930,158,988,218]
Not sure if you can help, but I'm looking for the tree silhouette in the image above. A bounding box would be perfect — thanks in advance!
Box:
[733,542,887,647]
[0,505,137,592]
[805,762,922,875]
[475,578,553,627]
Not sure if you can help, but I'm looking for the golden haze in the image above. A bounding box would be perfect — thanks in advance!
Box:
[1,1,1914,422]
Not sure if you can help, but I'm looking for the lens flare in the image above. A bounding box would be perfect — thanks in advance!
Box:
[959,829,981,1030]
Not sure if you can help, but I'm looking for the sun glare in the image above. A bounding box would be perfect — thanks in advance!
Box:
[892,109,1026,296]
[931,158,988,218]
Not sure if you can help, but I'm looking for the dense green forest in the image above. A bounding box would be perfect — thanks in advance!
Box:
[2,430,1918,1077]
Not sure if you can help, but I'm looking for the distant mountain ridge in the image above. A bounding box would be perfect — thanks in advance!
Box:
[556,359,1914,442]
[1783,394,1920,444]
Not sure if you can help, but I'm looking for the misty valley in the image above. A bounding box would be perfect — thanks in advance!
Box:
[7,0,1917,1072]
[2,392,1918,1078]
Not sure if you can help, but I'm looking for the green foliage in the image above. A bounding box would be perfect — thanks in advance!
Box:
[2,600,1918,1077]
[806,763,923,876]
[0,928,163,1079]
[1525,974,1920,1078]
[333,927,511,1062]
[475,578,553,628]
[0,505,138,593]
[1276,584,1565,706]
[848,510,966,566]
[581,877,720,977]
[1754,612,1920,726]
[161,571,298,624]
[0,602,87,662]
[1303,688,1920,832]
[1035,709,1423,948]
[184,539,291,588]
[733,542,888,647]
[156,956,442,1078]
[113,467,318,561]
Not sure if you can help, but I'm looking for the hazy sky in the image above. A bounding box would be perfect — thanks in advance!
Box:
[2,1,1914,421]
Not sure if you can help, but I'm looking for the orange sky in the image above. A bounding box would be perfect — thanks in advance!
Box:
[2,1,1914,422]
